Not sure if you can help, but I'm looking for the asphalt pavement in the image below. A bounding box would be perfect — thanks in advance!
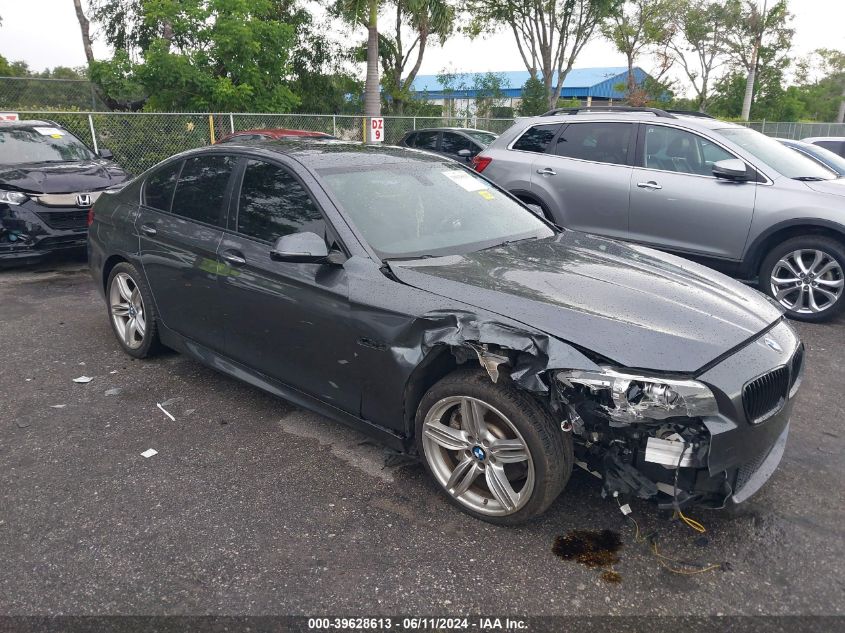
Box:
[1,259,843,617]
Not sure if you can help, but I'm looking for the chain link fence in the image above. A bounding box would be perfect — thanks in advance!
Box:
[0,77,107,110]
[11,110,845,176]
[14,111,518,174]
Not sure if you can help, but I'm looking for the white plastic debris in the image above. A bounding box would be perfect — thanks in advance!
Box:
[109,370,118,375]
[50,404,67,409]
[73,376,94,384]
[619,504,632,516]
[156,403,175,421]
[104,388,123,396]
[141,448,158,458]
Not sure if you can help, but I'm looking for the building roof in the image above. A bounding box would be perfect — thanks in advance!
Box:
[407,67,650,100]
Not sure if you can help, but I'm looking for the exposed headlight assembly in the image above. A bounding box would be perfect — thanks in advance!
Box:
[0,190,28,205]
[556,368,718,424]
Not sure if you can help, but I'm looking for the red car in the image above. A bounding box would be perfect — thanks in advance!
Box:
[216,128,336,144]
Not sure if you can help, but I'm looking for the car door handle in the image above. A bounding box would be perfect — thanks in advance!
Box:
[536,167,557,176]
[140,223,157,236]
[221,250,246,266]
[637,181,662,190]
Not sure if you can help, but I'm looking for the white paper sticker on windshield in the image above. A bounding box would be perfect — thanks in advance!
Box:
[33,127,65,137]
[442,170,486,192]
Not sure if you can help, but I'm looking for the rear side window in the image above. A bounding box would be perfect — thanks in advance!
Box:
[171,154,236,226]
[237,160,325,242]
[512,124,561,153]
[554,122,633,166]
[414,131,439,151]
[143,161,181,211]
[816,140,845,157]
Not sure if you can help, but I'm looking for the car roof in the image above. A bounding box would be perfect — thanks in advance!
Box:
[406,127,497,134]
[522,110,744,132]
[0,119,58,129]
[226,128,332,138]
[802,136,845,142]
[186,140,450,168]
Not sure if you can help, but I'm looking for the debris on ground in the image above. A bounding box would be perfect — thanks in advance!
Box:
[161,397,183,407]
[184,409,196,416]
[73,376,93,384]
[50,404,66,409]
[156,403,175,421]
[16,417,31,428]
[104,388,123,397]
[141,448,158,458]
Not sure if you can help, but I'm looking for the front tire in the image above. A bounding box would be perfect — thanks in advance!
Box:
[415,368,572,525]
[759,236,845,322]
[106,262,161,358]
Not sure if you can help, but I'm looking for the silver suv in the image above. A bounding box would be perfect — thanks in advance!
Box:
[473,107,845,322]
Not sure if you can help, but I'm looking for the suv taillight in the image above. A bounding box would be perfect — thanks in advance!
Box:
[87,206,95,227]
[471,155,492,173]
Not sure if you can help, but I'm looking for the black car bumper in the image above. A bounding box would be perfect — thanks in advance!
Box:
[0,200,89,264]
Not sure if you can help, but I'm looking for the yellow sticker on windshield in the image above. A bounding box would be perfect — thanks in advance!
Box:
[50,134,62,138]
[478,190,495,200]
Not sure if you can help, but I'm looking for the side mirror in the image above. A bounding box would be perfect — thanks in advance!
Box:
[713,158,749,181]
[270,232,330,263]
[99,148,114,159]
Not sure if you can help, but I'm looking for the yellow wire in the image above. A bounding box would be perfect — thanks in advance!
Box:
[676,510,707,533]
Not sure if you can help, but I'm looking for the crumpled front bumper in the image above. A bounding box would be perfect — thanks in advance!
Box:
[0,200,88,264]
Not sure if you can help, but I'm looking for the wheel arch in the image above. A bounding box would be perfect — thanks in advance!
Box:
[102,254,130,292]
[744,219,845,278]
[402,346,458,450]
[509,188,555,222]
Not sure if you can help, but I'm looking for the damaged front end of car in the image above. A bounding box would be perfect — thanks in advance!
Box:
[422,310,803,511]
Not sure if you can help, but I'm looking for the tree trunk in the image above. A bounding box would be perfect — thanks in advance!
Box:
[627,53,636,95]
[837,85,845,124]
[364,0,381,139]
[741,41,760,121]
[72,0,95,65]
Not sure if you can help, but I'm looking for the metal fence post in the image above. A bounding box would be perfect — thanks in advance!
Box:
[413,117,417,130]
[333,115,337,137]
[87,114,99,154]
[229,113,235,133]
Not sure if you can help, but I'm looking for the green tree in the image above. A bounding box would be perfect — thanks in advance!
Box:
[466,0,621,109]
[602,0,676,103]
[517,76,550,116]
[722,0,793,120]
[379,0,454,114]
[335,0,382,127]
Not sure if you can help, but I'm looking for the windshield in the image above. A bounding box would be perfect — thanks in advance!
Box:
[464,131,498,146]
[800,143,845,175]
[718,127,834,180]
[0,126,96,165]
[318,161,554,259]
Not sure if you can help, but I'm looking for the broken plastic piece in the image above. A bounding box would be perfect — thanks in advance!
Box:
[141,448,158,458]
[645,436,696,468]
[73,376,93,384]
[104,388,123,396]
[50,404,66,409]
[156,403,175,421]
[619,503,632,516]
[467,343,509,383]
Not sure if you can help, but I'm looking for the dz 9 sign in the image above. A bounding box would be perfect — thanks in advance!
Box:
[370,117,384,143]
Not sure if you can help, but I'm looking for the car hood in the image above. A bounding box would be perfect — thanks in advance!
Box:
[390,232,783,373]
[805,178,845,196]
[0,159,131,194]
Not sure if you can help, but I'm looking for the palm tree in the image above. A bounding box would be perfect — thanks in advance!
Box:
[338,0,383,133]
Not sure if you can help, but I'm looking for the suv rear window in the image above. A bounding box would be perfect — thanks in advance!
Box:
[512,124,561,153]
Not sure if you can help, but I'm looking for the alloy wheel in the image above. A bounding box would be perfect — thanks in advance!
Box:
[109,272,147,349]
[421,395,535,517]
[770,249,844,315]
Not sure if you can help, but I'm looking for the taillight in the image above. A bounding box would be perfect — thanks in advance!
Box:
[471,154,492,173]
[87,206,95,227]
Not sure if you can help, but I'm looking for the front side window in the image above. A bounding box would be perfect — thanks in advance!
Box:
[0,126,96,165]
[236,160,325,242]
[512,124,561,153]
[718,128,834,180]
[441,132,474,156]
[554,122,633,166]
[143,161,182,211]
[643,125,734,176]
[171,154,236,226]
[318,161,554,259]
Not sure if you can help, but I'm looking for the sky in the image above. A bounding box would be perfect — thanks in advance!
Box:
[0,0,843,87]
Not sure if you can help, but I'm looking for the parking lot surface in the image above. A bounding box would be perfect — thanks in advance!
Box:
[1,260,843,616]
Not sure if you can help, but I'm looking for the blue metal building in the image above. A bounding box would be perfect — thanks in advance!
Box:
[408,67,651,103]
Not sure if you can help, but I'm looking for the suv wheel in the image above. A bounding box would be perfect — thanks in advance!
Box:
[759,236,845,322]
[106,262,161,358]
[415,368,572,525]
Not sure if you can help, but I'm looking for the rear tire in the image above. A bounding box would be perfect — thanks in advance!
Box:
[106,262,161,358]
[759,236,845,322]
[415,368,572,525]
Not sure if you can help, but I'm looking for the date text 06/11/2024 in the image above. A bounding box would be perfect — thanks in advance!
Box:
[307,617,529,630]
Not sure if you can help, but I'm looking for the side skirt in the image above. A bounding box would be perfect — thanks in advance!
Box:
[157,323,410,453]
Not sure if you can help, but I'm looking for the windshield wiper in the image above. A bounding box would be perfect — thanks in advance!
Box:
[793,176,829,181]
